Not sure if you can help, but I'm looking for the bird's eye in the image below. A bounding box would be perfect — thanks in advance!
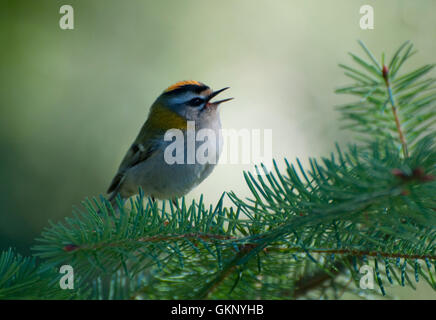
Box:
[188,97,204,107]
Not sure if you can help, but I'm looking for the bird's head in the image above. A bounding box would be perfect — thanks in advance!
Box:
[155,81,233,123]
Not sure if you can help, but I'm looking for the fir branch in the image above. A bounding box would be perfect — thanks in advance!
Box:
[336,41,436,150]
[0,249,84,299]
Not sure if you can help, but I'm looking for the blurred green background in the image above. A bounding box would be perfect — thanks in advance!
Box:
[1,0,435,298]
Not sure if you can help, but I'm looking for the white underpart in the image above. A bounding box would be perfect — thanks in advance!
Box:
[121,112,223,199]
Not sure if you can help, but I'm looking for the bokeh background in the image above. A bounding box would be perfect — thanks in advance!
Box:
[1,0,435,298]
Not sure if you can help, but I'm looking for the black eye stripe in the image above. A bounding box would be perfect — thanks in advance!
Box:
[187,97,205,107]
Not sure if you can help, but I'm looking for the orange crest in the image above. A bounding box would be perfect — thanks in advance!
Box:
[164,80,204,93]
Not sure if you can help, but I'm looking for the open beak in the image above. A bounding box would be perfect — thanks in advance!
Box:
[207,87,234,106]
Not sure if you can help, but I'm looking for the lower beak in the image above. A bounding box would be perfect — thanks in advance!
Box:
[207,87,233,106]
[210,97,234,105]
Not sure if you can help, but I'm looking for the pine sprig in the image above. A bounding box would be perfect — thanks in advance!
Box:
[336,41,436,153]
[0,248,82,299]
[1,41,435,299]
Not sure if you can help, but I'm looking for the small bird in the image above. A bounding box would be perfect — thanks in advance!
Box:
[106,80,232,207]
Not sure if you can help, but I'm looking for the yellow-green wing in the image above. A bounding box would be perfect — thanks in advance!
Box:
[106,121,160,194]
[107,101,188,195]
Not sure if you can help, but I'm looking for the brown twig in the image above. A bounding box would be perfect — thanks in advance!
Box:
[292,261,346,298]
[195,243,257,299]
[266,247,436,261]
[65,234,436,261]
[382,65,409,158]
[64,232,236,251]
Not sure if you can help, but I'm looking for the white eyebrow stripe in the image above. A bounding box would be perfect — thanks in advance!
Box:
[169,92,205,104]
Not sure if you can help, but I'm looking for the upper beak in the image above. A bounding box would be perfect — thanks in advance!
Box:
[207,87,233,105]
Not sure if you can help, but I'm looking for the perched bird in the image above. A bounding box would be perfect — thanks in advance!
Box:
[106,80,232,207]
